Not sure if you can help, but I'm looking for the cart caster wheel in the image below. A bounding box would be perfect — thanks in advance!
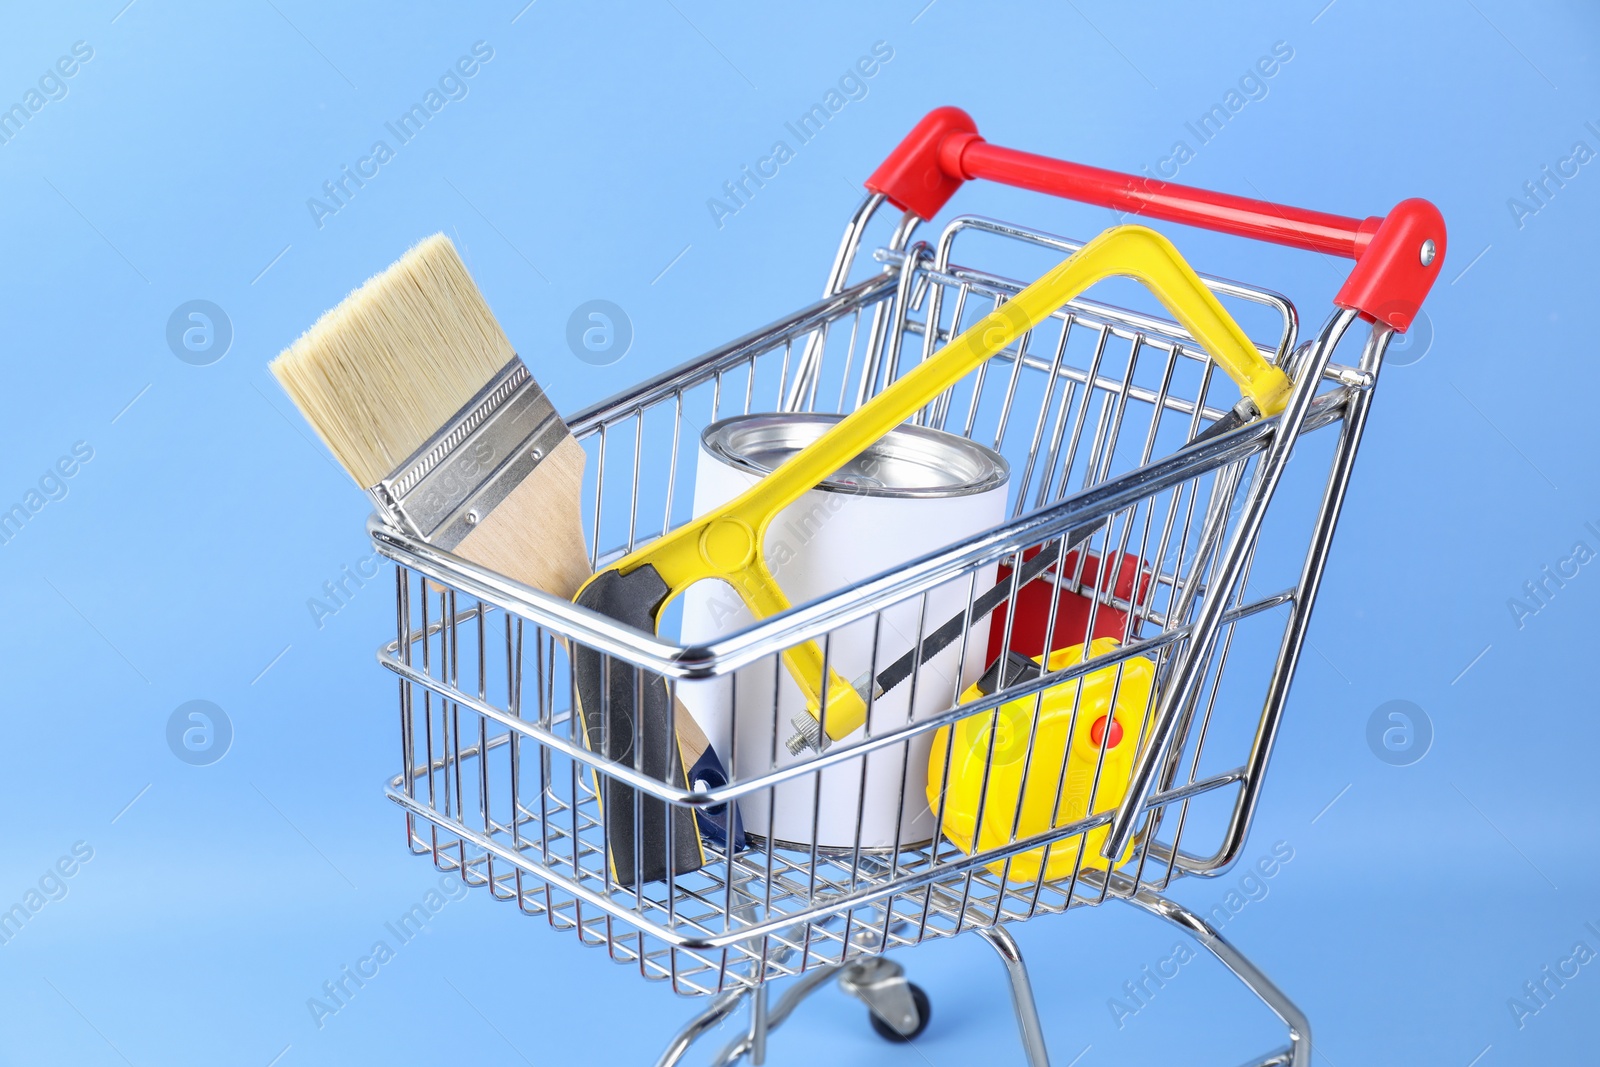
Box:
[869,982,931,1042]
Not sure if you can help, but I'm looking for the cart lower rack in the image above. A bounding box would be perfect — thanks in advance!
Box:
[371,109,1444,1064]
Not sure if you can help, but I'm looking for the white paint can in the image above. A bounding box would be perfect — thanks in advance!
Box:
[678,413,1009,850]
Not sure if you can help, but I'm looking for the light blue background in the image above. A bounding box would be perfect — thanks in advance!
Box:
[2,1,1596,1064]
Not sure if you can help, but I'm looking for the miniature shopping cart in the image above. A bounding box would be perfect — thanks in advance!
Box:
[370,108,1444,1065]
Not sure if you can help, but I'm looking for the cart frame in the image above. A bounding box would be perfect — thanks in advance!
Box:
[370,109,1444,1065]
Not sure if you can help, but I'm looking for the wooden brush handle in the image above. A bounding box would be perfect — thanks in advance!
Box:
[453,434,592,601]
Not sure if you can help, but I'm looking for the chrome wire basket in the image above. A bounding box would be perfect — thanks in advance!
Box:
[369,110,1444,1066]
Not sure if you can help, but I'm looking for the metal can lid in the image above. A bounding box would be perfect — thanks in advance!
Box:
[701,413,1009,499]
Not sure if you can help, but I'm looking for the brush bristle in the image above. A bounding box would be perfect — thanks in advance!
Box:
[271,234,516,488]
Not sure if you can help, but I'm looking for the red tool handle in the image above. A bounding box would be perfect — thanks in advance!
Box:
[865,107,1445,333]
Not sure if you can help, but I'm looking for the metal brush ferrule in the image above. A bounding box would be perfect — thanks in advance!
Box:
[367,358,567,550]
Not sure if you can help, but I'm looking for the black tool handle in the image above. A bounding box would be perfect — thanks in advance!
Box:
[572,566,705,887]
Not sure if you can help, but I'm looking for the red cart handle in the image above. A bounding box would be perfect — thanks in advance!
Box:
[866,107,1445,333]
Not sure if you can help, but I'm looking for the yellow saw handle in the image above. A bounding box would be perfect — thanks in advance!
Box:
[579,224,1289,743]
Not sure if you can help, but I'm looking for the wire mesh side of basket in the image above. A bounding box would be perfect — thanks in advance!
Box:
[376,215,1368,995]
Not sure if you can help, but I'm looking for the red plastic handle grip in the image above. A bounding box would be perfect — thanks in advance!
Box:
[865,107,1445,333]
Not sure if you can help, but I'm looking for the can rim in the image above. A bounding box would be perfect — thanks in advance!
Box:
[701,412,1010,499]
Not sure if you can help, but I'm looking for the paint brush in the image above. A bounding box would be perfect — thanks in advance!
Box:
[270,233,591,601]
